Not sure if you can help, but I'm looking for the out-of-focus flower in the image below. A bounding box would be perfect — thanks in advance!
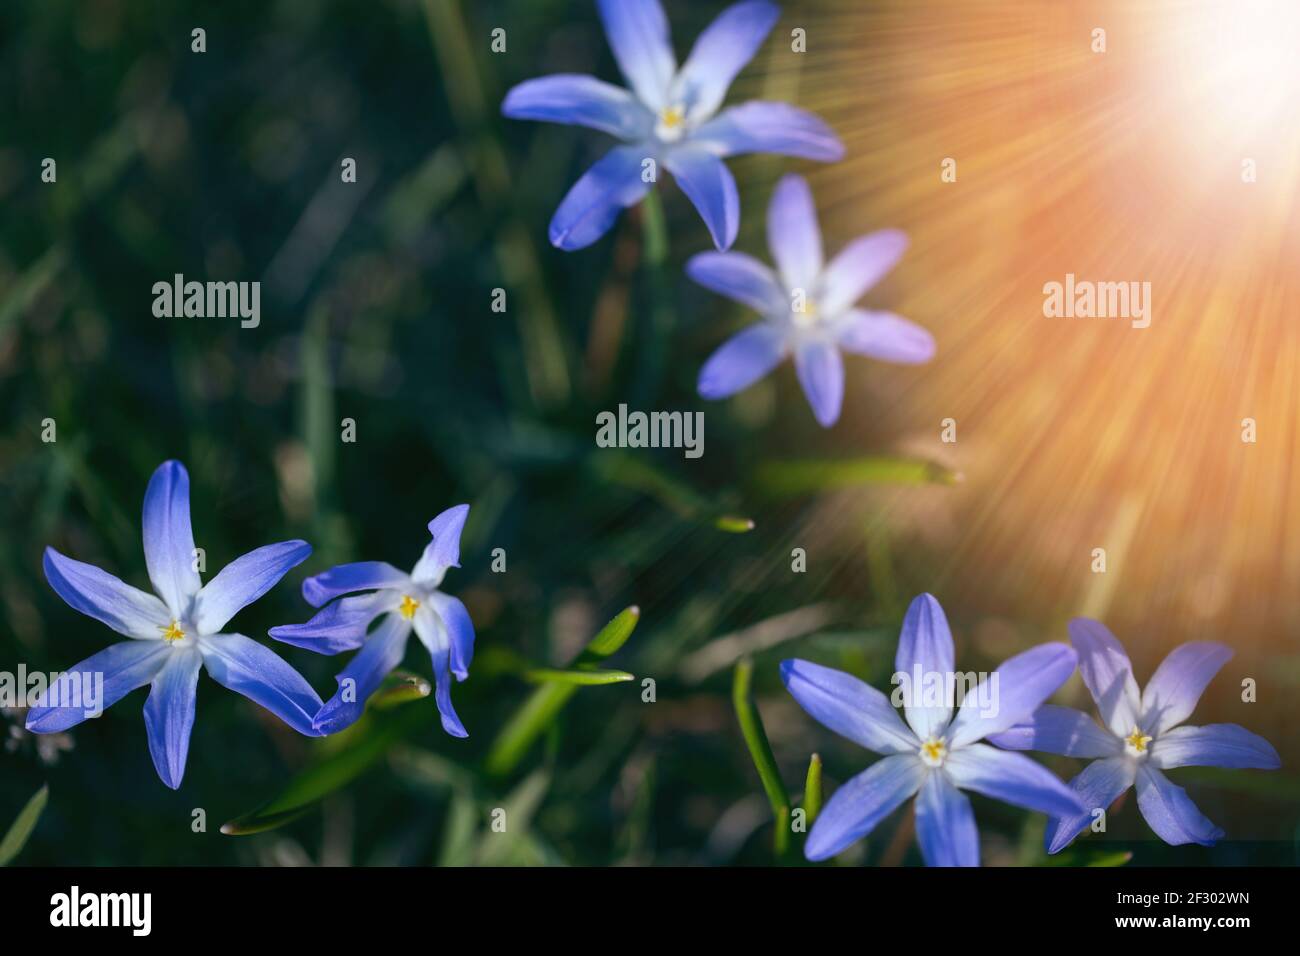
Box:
[989,619,1280,852]
[28,461,321,789]
[690,173,933,426]
[271,505,474,738]
[502,0,843,251]
[782,593,1082,865]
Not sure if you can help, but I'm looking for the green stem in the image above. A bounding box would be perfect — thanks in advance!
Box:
[732,658,791,858]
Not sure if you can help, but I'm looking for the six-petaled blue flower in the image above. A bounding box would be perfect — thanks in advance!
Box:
[28,460,323,789]
[271,505,475,738]
[988,618,1281,853]
[782,593,1084,865]
[502,0,844,251]
[689,173,934,426]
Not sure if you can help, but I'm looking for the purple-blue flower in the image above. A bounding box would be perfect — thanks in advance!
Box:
[501,0,844,251]
[781,593,1083,866]
[271,505,475,738]
[989,618,1281,853]
[28,460,321,789]
[690,173,934,426]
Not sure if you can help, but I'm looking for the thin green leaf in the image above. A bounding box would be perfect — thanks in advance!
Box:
[485,606,639,776]
[715,515,755,533]
[525,668,635,686]
[476,769,551,866]
[0,785,48,866]
[222,708,425,835]
[732,658,791,856]
[803,753,823,824]
[437,790,479,867]
[371,669,432,709]
[755,456,962,495]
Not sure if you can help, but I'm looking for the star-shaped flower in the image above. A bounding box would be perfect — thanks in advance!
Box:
[689,174,934,426]
[28,460,322,789]
[989,618,1281,852]
[782,594,1083,865]
[502,0,844,251]
[270,505,475,738]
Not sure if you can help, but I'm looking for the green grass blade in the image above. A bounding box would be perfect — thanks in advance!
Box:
[525,668,635,686]
[755,456,962,495]
[0,785,48,866]
[485,606,639,776]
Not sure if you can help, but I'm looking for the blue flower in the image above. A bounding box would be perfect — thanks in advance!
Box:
[502,0,844,251]
[689,173,934,426]
[781,593,1083,865]
[271,505,475,738]
[28,460,321,789]
[988,618,1281,853]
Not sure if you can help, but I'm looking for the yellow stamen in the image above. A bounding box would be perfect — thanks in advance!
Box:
[660,105,684,129]
[159,620,186,642]
[920,737,947,767]
[1125,726,1152,754]
[398,594,421,620]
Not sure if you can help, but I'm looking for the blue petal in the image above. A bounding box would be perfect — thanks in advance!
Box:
[192,540,311,635]
[794,340,844,427]
[1044,756,1136,854]
[428,592,475,681]
[1067,617,1142,737]
[945,743,1085,817]
[411,504,470,588]
[946,643,1078,749]
[672,1,780,122]
[780,658,917,755]
[501,74,652,140]
[1151,723,1280,770]
[915,771,979,867]
[1135,764,1224,846]
[596,0,676,111]
[430,641,468,739]
[805,754,925,861]
[411,604,468,737]
[143,649,203,790]
[766,174,822,291]
[301,561,408,608]
[818,230,909,316]
[26,640,169,733]
[43,547,171,640]
[1139,642,1232,736]
[685,251,785,313]
[199,633,325,737]
[665,147,739,250]
[693,101,845,161]
[893,593,955,741]
[141,460,202,618]
[697,322,786,399]
[269,592,387,655]
[836,310,935,364]
[313,615,410,735]
[987,704,1122,759]
[548,145,652,250]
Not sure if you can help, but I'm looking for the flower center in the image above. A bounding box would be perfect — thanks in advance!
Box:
[1124,726,1153,757]
[791,297,820,328]
[159,620,186,642]
[656,104,688,142]
[398,594,421,620]
[919,737,947,768]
